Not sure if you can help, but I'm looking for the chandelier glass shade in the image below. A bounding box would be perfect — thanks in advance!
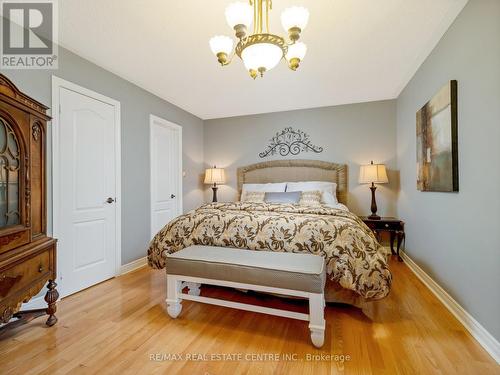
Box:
[281,6,309,31]
[241,41,283,72]
[225,2,253,29]
[209,36,234,56]
[209,1,309,79]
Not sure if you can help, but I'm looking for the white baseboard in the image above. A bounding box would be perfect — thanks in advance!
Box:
[120,256,147,275]
[401,251,500,364]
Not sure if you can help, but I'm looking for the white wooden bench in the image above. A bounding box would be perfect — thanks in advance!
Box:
[165,246,326,348]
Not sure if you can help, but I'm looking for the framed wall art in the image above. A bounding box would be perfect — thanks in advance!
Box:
[416,80,458,192]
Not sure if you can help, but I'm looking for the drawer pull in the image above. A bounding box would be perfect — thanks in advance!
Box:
[385,224,389,228]
[38,265,44,273]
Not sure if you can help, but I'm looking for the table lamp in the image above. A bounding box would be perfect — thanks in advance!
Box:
[204,166,226,202]
[358,161,388,220]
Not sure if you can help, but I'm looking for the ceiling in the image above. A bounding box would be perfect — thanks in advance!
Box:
[59,0,467,120]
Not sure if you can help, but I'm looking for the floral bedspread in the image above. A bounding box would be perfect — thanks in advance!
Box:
[148,202,392,300]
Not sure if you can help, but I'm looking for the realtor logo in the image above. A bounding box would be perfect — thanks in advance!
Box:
[1,0,58,69]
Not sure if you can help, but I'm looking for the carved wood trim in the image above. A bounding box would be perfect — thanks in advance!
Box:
[24,154,31,228]
[0,275,22,297]
[0,75,49,116]
[0,232,23,247]
[0,278,47,323]
[32,122,42,141]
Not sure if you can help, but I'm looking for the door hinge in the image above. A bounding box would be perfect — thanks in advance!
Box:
[59,105,61,115]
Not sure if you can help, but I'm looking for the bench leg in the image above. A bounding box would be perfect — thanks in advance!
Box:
[185,282,201,296]
[308,293,325,348]
[166,275,183,318]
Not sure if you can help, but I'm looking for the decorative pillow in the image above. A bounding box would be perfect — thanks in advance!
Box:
[241,191,266,203]
[264,191,301,204]
[299,190,323,206]
[241,183,287,201]
[286,181,338,205]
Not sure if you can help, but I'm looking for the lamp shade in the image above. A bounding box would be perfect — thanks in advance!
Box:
[204,167,226,185]
[359,163,388,184]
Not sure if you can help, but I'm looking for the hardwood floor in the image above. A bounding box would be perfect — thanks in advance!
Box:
[0,257,498,375]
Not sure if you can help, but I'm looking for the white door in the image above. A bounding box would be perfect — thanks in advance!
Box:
[54,79,121,298]
[150,115,182,238]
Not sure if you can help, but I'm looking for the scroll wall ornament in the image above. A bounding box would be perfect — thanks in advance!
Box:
[259,127,323,158]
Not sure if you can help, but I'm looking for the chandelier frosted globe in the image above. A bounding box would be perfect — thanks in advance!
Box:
[241,42,284,72]
[209,35,233,55]
[281,6,310,31]
[286,42,307,61]
[225,2,253,29]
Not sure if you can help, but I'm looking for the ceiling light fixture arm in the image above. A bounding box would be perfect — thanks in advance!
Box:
[216,50,236,66]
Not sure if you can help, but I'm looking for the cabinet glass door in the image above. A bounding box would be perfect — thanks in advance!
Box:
[0,117,21,227]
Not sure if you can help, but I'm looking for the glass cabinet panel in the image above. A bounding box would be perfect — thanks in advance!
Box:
[0,117,21,227]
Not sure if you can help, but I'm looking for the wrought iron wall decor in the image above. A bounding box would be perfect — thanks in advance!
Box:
[259,127,323,158]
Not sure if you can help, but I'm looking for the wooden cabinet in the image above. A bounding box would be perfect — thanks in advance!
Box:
[0,74,58,329]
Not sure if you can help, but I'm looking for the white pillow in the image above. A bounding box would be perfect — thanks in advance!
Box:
[322,191,338,206]
[241,183,287,201]
[286,181,338,205]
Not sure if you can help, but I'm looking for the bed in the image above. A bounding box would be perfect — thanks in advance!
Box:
[148,160,392,304]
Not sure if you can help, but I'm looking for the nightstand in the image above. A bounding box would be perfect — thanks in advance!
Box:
[360,217,405,262]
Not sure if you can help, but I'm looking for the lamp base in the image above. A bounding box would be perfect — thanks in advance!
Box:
[211,186,218,203]
[369,184,381,220]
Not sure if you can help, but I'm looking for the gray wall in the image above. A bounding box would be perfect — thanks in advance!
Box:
[3,47,205,265]
[396,0,500,341]
[205,100,398,217]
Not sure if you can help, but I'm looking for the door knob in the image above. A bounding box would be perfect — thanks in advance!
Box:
[106,197,115,204]
[171,194,176,199]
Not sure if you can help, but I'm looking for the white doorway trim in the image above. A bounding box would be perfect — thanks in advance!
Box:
[51,76,122,293]
[149,114,183,239]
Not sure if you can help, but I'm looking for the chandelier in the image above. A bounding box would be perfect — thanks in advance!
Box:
[209,1,309,79]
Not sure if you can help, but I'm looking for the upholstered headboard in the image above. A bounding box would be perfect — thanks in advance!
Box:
[237,160,348,205]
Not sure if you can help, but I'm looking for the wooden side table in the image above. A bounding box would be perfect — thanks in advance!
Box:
[360,217,405,262]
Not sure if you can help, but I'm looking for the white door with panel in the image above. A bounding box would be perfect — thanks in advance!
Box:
[55,82,120,298]
[150,115,182,239]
